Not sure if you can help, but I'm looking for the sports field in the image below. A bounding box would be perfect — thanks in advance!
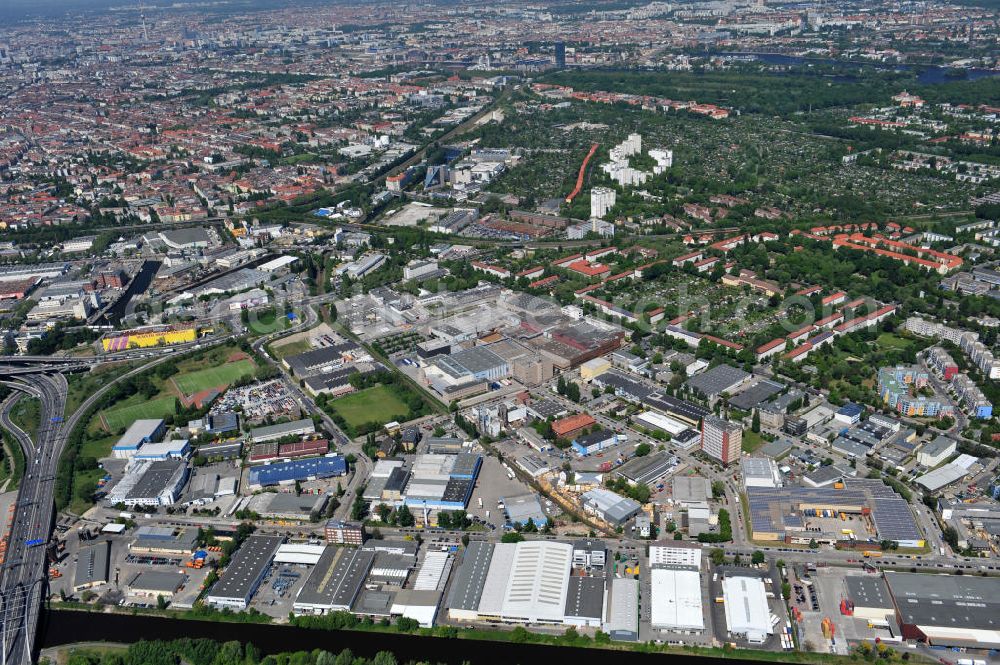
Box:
[328,385,411,430]
[101,396,177,432]
[172,360,256,394]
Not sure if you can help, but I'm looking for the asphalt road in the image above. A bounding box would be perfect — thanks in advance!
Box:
[249,303,373,522]
[0,351,188,665]
[0,373,67,665]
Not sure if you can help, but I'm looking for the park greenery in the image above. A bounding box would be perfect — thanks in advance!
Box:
[315,371,432,437]
[57,342,271,514]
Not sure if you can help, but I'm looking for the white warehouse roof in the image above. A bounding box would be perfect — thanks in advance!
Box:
[477,542,516,618]
[414,550,451,591]
[475,541,575,624]
[258,255,299,272]
[500,540,573,624]
[273,543,326,565]
[722,576,773,642]
[650,568,704,631]
[115,418,164,449]
[634,410,689,436]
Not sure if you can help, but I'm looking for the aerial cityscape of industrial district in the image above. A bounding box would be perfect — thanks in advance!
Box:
[8,0,1000,664]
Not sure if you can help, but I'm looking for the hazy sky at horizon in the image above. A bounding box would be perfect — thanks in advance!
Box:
[0,0,370,21]
[2,0,135,20]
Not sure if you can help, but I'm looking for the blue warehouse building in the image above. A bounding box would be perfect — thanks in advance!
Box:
[572,430,619,456]
[113,419,167,459]
[248,455,347,489]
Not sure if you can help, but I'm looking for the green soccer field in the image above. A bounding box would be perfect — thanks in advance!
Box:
[172,360,256,394]
[328,385,411,430]
[101,396,177,432]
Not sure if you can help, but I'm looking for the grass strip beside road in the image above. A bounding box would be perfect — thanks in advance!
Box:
[0,431,25,491]
[8,397,40,439]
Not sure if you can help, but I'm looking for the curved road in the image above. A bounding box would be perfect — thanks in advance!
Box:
[0,352,191,665]
[0,374,66,665]
[250,304,373,520]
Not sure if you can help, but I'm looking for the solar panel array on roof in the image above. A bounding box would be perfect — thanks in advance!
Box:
[685,364,750,398]
[674,428,701,447]
[783,513,803,527]
[442,477,475,504]
[870,498,922,543]
[451,452,481,479]
[527,399,567,419]
[849,477,898,498]
[746,479,920,543]
[248,456,347,487]
[747,488,781,534]
[385,466,411,492]
[645,392,709,424]
[593,370,654,401]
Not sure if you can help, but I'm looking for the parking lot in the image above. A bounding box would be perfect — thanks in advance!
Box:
[466,452,550,529]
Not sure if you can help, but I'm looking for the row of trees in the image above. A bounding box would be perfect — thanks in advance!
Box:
[65,638,405,665]
[697,509,733,544]
[555,376,581,402]
[374,502,415,527]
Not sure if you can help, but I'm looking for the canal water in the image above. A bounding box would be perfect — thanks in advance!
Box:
[96,260,161,326]
[41,609,761,665]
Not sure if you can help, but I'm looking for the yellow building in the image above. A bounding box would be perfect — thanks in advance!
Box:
[225,219,247,238]
[102,326,197,352]
[580,357,612,381]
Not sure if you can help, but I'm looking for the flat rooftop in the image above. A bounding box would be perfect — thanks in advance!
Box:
[128,570,187,593]
[207,535,283,603]
[564,576,605,620]
[447,540,494,613]
[845,575,893,610]
[729,379,785,411]
[296,547,376,610]
[885,572,1000,634]
[685,364,749,398]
